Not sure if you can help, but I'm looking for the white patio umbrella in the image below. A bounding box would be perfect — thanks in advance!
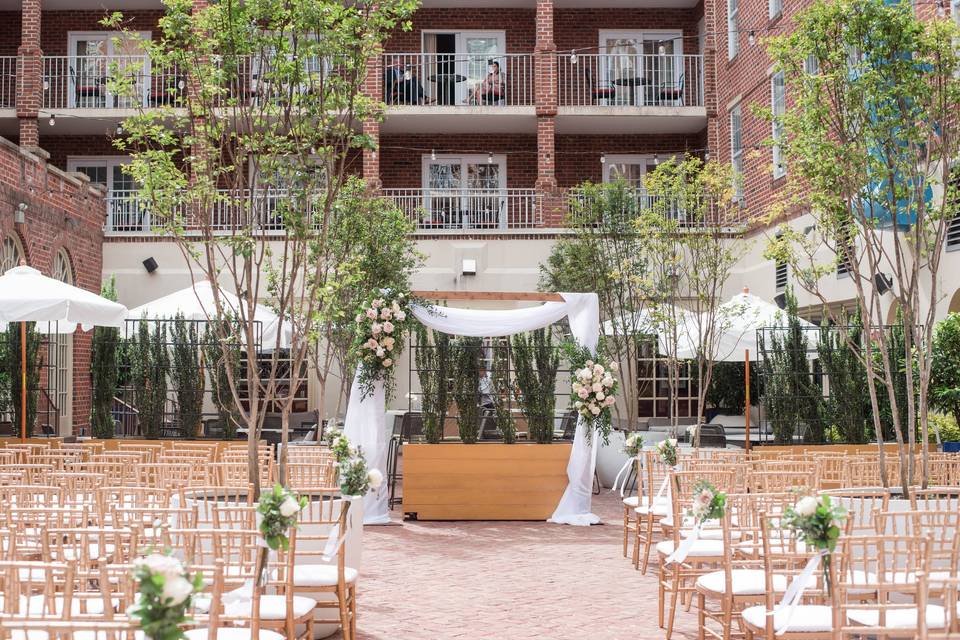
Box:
[0,265,129,441]
[127,280,290,349]
[601,305,701,357]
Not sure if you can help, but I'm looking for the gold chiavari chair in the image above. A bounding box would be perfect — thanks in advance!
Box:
[42,527,139,568]
[82,459,139,486]
[284,491,360,638]
[7,464,55,484]
[116,442,164,463]
[97,486,172,521]
[208,461,250,487]
[211,504,259,530]
[7,507,93,560]
[835,535,941,637]
[634,449,672,574]
[287,462,337,492]
[60,440,102,458]
[918,572,960,639]
[0,484,63,508]
[179,486,254,529]
[111,505,199,544]
[739,512,834,639]
[823,487,890,535]
[142,461,211,489]
[621,452,642,559]
[0,560,76,627]
[910,486,960,510]
[873,509,960,589]
[658,469,736,640]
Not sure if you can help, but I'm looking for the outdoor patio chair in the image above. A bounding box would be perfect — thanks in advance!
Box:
[657,73,685,106]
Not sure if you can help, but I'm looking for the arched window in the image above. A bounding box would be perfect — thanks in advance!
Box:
[0,234,24,272]
[53,248,73,284]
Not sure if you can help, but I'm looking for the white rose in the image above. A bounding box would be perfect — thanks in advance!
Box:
[373,299,384,308]
[376,348,385,358]
[593,364,604,375]
[610,362,619,371]
[574,401,583,409]
[667,438,678,447]
[596,392,605,401]
[794,496,819,517]
[382,321,395,334]
[367,468,384,489]
[604,395,616,406]
[577,388,589,399]
[395,310,406,321]
[137,554,183,580]
[371,323,382,335]
[592,382,602,393]
[355,314,363,323]
[279,495,301,518]
[590,405,601,416]
[585,360,594,368]
[161,575,194,606]
[392,301,401,313]
[382,358,393,368]
[602,376,614,387]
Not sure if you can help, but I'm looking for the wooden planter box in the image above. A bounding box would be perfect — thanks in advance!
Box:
[402,442,572,521]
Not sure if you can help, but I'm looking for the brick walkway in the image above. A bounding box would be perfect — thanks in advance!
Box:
[341,491,697,640]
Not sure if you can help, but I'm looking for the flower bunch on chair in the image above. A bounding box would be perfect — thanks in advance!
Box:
[257,484,308,551]
[655,438,679,467]
[325,427,353,463]
[688,479,726,524]
[780,494,847,591]
[129,551,203,640]
[352,290,411,399]
[569,353,619,443]
[338,446,384,497]
[623,432,644,457]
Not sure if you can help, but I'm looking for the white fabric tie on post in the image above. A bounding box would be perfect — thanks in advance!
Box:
[611,457,635,497]
[664,522,702,565]
[343,375,389,525]
[321,496,358,561]
[768,550,828,635]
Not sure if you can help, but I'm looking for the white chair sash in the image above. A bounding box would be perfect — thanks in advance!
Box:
[664,522,702,565]
[768,549,828,635]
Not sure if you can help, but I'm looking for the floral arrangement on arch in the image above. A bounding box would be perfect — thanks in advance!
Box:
[352,289,412,399]
[257,484,308,551]
[128,551,203,640]
[780,494,847,591]
[567,345,619,443]
[688,479,726,524]
[655,438,679,467]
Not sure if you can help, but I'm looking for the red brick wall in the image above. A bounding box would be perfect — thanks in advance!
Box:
[0,12,22,56]
[39,136,120,173]
[0,138,106,433]
[385,9,537,53]
[556,133,707,187]
[41,10,165,55]
[554,7,704,52]
[379,135,538,189]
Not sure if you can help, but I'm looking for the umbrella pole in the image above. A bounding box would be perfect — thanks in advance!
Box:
[20,321,26,443]
[744,349,750,454]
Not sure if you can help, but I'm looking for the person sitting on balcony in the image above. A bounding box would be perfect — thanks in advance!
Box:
[385,61,425,105]
[468,60,505,105]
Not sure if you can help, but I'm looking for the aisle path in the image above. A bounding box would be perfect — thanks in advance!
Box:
[339,491,697,640]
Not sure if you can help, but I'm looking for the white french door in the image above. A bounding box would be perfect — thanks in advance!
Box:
[599,31,682,106]
[422,155,507,229]
[422,31,505,105]
[68,157,141,231]
[603,154,681,216]
[68,32,150,108]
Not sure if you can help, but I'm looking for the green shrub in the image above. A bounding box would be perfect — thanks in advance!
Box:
[927,413,960,443]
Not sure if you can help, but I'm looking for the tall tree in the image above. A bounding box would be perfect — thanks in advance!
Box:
[763,0,960,493]
[110,0,417,490]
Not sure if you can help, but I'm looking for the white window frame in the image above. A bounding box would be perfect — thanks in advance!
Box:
[601,154,678,185]
[421,30,506,105]
[67,31,151,108]
[771,71,786,179]
[67,156,133,194]
[730,103,743,201]
[421,154,507,192]
[728,0,739,60]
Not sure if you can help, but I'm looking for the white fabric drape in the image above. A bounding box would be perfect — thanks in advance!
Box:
[342,292,602,526]
[343,373,390,525]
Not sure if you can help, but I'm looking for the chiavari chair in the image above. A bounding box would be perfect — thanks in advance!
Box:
[97,486,172,519]
[179,486,254,529]
[287,462,337,492]
[42,527,139,568]
[82,459,139,486]
[658,469,736,640]
[0,560,76,626]
[60,441,102,458]
[910,486,960,511]
[110,505,199,543]
[7,464,55,484]
[822,488,890,535]
[211,504,259,530]
[621,452,642,560]
[634,450,672,574]
[7,507,93,560]
[873,510,960,589]
[116,442,164,463]
[208,461,251,487]
[141,461,211,489]
[835,535,943,637]
[739,512,834,639]
[918,572,960,639]
[0,484,63,508]
[277,496,356,640]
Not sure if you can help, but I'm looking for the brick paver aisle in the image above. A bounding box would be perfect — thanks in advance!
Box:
[342,491,697,640]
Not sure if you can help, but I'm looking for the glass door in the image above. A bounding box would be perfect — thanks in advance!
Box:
[641,37,681,106]
[458,33,505,105]
[423,155,506,229]
[601,33,641,106]
[600,31,682,106]
[603,155,677,215]
[465,160,504,229]
[68,32,149,108]
[68,157,141,230]
[424,159,462,228]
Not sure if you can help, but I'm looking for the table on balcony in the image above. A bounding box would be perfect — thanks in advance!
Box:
[612,76,649,106]
[428,73,466,106]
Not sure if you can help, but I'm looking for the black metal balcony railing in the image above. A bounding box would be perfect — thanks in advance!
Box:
[558,53,704,108]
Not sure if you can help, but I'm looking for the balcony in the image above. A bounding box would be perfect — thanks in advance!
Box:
[380,53,536,134]
[104,188,544,236]
[0,57,16,109]
[42,55,184,111]
[383,188,541,231]
[556,53,706,134]
[567,187,747,230]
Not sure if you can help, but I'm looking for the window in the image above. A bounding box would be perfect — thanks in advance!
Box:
[0,234,24,272]
[947,165,960,249]
[728,0,739,59]
[730,103,744,201]
[67,157,135,195]
[769,0,783,19]
[804,54,819,76]
[420,154,508,230]
[53,249,73,284]
[67,31,150,108]
[598,31,684,107]
[771,72,786,179]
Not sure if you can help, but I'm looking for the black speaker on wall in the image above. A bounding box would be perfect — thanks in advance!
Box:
[874,272,893,296]
[143,257,158,273]
[773,292,787,309]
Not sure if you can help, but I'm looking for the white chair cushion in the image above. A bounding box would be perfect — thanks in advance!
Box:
[635,504,668,517]
[696,570,789,595]
[23,595,115,615]
[291,564,359,587]
[11,633,143,640]
[742,604,834,633]
[623,496,640,508]
[656,539,724,558]
[680,528,741,541]
[224,595,317,620]
[846,605,946,629]
[185,629,285,640]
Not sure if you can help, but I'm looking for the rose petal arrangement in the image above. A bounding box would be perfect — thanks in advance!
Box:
[352,290,412,399]
[128,551,203,640]
[256,484,308,551]
[569,358,619,443]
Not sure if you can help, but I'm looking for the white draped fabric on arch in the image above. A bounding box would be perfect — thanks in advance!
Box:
[343,292,602,526]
